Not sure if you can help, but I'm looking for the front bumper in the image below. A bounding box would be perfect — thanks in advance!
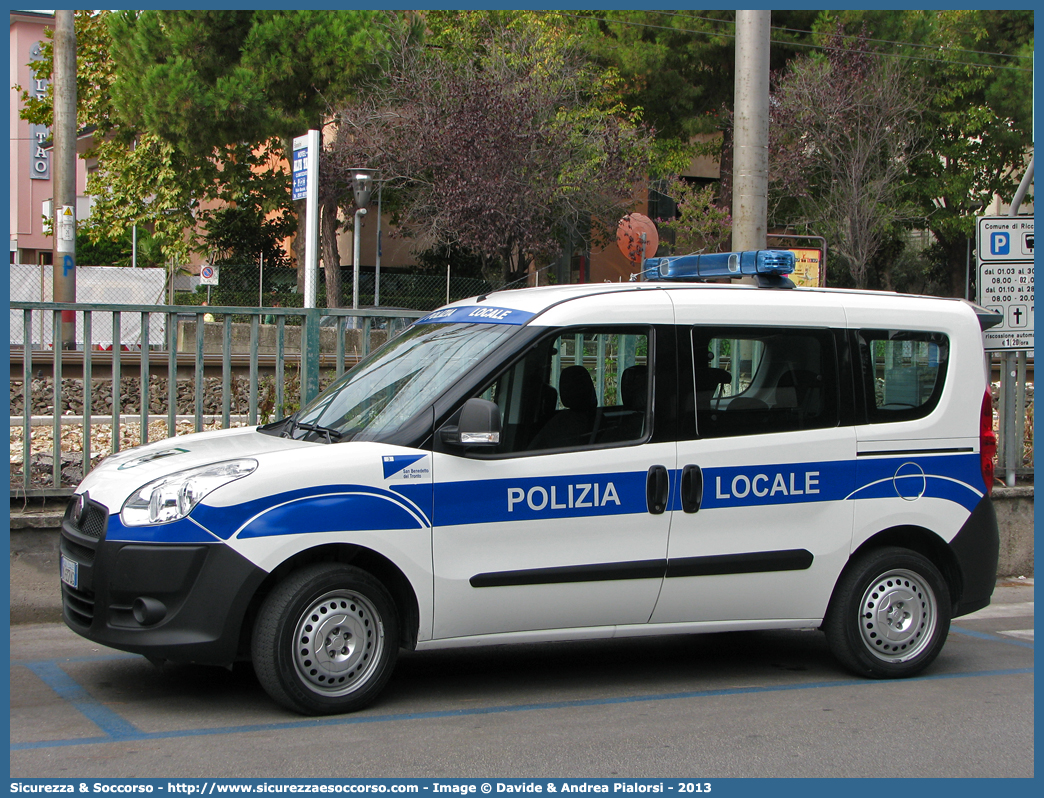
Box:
[60,497,267,666]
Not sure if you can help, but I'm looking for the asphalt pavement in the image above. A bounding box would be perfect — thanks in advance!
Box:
[8,579,1033,779]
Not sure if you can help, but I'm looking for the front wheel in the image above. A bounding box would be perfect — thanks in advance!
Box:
[824,547,950,678]
[252,563,399,715]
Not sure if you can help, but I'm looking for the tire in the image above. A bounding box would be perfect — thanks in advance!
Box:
[824,547,950,679]
[252,563,399,715]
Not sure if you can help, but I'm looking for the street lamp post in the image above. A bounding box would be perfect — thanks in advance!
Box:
[351,170,374,310]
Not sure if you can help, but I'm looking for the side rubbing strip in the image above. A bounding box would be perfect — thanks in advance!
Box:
[470,549,814,588]
[666,549,814,579]
[857,447,974,457]
[470,560,666,588]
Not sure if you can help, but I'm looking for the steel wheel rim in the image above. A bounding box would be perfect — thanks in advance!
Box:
[293,589,385,696]
[858,568,937,663]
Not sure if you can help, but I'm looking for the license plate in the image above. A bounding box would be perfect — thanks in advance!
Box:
[60,555,78,589]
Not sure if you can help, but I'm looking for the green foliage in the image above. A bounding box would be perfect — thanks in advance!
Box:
[20,10,393,271]
[805,10,1033,296]
[769,24,927,289]
[331,11,656,284]
[18,10,116,132]
[21,9,1032,299]
[574,10,820,160]
[73,222,167,269]
[203,201,295,269]
[73,230,127,267]
[652,177,731,256]
[413,243,487,282]
[108,10,390,157]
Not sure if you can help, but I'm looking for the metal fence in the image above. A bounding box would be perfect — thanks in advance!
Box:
[11,262,505,314]
[10,302,423,498]
[989,350,1034,484]
[10,296,1032,499]
[194,266,498,313]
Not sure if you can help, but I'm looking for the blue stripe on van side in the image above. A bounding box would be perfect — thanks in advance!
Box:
[104,515,220,544]
[851,452,983,512]
[434,470,648,526]
[104,454,983,541]
[189,485,430,540]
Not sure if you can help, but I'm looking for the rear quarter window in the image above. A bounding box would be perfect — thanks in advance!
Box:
[858,330,949,423]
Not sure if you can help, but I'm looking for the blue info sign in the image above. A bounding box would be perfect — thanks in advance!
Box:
[292,141,308,201]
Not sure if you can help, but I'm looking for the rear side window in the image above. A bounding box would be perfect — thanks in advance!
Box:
[857,330,949,423]
[690,326,838,438]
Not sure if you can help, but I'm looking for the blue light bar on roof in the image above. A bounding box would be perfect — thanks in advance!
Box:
[643,250,797,288]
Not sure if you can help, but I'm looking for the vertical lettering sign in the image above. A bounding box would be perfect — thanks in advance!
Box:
[292,135,309,201]
[29,42,50,180]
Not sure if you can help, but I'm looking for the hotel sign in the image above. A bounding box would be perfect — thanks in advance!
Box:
[28,42,50,180]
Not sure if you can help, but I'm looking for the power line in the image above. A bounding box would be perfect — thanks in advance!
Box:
[659,10,1033,63]
[556,11,1033,74]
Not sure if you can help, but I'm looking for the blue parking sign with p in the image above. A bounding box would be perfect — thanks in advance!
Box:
[990,232,1010,257]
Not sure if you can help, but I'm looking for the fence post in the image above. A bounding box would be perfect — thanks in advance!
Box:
[1001,351,1018,486]
[301,307,322,406]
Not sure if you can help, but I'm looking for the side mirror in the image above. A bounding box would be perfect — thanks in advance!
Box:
[440,398,501,448]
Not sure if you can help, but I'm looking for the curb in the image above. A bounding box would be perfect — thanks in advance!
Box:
[11,511,64,530]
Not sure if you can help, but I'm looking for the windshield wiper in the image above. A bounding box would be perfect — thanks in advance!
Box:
[289,420,344,444]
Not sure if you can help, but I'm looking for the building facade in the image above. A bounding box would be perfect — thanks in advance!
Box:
[9,10,91,268]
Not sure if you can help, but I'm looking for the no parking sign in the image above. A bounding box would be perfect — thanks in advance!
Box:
[199,264,220,286]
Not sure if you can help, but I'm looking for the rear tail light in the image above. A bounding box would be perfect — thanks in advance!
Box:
[980,388,997,494]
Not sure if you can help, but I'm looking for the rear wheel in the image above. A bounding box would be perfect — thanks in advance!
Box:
[825,547,950,678]
[252,563,399,715]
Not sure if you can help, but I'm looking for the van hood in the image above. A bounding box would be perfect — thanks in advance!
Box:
[77,426,314,512]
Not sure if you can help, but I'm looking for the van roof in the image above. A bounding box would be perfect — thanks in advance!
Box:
[435,280,989,324]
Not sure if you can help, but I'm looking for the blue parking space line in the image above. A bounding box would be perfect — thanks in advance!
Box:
[25,661,144,740]
[951,625,1035,649]
[11,666,1032,752]
[11,653,142,666]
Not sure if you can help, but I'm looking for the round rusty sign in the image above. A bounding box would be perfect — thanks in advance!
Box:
[617,213,659,263]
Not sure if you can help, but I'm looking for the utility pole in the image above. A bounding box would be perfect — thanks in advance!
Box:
[732,10,771,254]
[52,9,77,349]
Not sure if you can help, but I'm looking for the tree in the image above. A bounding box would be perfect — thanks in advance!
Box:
[572,10,825,192]
[652,177,731,256]
[902,11,1033,296]
[327,12,656,285]
[74,230,127,267]
[19,11,289,267]
[22,10,400,305]
[769,26,926,289]
[106,10,400,306]
[801,10,1033,296]
[203,202,294,270]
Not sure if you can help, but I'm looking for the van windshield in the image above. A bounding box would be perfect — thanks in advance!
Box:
[281,323,518,443]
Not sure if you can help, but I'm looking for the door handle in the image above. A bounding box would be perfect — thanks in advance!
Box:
[681,464,703,513]
[646,465,669,515]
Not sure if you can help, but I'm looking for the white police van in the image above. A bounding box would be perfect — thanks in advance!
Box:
[60,250,1001,715]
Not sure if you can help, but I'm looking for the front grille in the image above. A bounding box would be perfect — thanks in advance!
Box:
[61,494,108,627]
[62,584,95,627]
[63,494,109,541]
[62,537,96,565]
[80,504,108,539]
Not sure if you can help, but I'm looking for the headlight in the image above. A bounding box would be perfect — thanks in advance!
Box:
[121,459,257,526]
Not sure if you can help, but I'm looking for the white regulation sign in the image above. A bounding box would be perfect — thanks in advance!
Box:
[977,216,1033,351]
[199,264,220,286]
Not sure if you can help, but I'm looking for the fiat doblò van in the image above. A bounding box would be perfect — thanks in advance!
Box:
[61,251,1000,715]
